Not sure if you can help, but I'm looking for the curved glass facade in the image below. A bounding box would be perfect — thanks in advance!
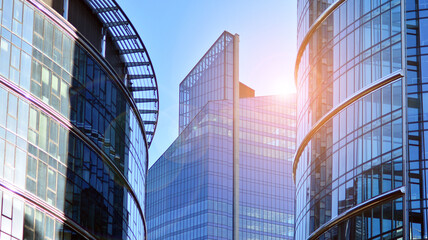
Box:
[296,0,428,239]
[0,0,153,239]
[294,0,408,239]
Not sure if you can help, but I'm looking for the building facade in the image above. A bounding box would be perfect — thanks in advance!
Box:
[294,0,428,239]
[0,0,158,239]
[147,31,296,240]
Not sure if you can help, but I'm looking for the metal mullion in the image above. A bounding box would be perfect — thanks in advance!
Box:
[82,0,158,148]
[401,0,409,238]
[293,70,404,182]
[308,187,405,240]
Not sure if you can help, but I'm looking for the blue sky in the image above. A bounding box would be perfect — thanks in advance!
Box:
[117,0,298,167]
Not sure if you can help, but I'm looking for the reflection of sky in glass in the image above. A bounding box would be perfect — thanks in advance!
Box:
[294,0,408,239]
[179,32,234,133]
[0,0,149,238]
[116,0,298,166]
[147,95,296,239]
[147,25,296,238]
[146,20,297,237]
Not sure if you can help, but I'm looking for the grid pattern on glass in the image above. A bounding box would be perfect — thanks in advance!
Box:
[294,0,408,239]
[0,0,148,209]
[0,85,145,239]
[148,101,229,240]
[24,203,87,240]
[0,0,33,91]
[81,0,159,145]
[315,197,403,240]
[0,190,26,240]
[296,0,402,149]
[179,31,234,133]
[28,111,145,239]
[31,10,148,179]
[239,95,296,240]
[148,95,296,240]
[0,87,29,191]
[405,0,428,238]
[294,81,403,238]
[297,0,335,46]
[0,0,149,239]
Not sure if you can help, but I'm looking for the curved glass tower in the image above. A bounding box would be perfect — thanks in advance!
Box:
[295,0,428,238]
[292,0,428,239]
[0,0,158,239]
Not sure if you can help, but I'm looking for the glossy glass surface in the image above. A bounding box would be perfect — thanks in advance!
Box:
[297,0,335,46]
[294,83,404,239]
[148,32,296,240]
[179,32,234,133]
[405,0,428,237]
[148,96,296,240]
[297,0,402,147]
[239,95,296,240]
[24,202,87,240]
[294,0,405,239]
[0,0,148,239]
[317,198,404,239]
[0,190,25,239]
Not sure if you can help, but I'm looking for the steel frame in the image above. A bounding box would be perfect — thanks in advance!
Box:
[83,0,159,145]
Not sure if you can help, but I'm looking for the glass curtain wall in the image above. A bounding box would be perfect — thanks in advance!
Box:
[294,0,406,239]
[405,0,428,238]
[179,32,234,133]
[148,31,296,240]
[0,0,150,239]
[148,96,296,240]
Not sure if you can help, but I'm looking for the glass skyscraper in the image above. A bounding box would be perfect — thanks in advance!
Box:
[147,31,296,239]
[0,0,157,239]
[294,0,428,239]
